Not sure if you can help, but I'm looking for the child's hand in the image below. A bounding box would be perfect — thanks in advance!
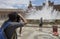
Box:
[24,21,27,24]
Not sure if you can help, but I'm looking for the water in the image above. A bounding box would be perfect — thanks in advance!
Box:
[27,31,56,39]
[25,0,60,20]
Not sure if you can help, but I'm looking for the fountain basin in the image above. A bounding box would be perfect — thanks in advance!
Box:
[26,19,60,25]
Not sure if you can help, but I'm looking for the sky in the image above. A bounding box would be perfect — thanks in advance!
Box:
[0,0,60,9]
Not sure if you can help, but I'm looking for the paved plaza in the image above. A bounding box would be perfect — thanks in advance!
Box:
[0,20,60,39]
[17,27,60,39]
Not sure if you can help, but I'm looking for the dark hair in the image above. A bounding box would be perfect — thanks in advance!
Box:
[16,15,20,22]
[8,12,18,21]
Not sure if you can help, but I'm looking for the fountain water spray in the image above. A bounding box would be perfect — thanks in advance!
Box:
[25,0,60,21]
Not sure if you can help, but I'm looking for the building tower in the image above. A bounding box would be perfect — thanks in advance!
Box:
[43,0,54,6]
[28,1,33,9]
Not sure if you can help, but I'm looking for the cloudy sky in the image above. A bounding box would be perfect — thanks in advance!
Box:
[0,0,60,9]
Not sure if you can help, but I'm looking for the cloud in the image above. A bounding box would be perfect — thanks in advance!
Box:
[54,0,60,4]
[50,0,60,4]
[0,0,35,8]
[0,0,60,9]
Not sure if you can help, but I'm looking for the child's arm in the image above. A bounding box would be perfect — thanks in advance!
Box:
[19,14,27,24]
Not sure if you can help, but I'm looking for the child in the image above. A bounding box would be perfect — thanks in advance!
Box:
[1,12,27,39]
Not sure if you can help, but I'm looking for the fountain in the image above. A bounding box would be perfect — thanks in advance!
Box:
[25,0,60,22]
[22,0,60,39]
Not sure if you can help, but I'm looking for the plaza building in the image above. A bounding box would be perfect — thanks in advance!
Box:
[0,9,25,20]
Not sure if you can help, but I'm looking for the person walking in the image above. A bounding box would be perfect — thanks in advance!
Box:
[39,17,43,31]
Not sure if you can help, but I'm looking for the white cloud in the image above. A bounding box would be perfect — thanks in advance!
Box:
[30,0,35,1]
[0,0,35,8]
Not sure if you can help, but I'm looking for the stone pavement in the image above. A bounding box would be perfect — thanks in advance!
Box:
[16,27,60,39]
[0,21,60,39]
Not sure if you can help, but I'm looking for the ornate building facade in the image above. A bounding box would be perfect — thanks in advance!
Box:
[0,9,25,20]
